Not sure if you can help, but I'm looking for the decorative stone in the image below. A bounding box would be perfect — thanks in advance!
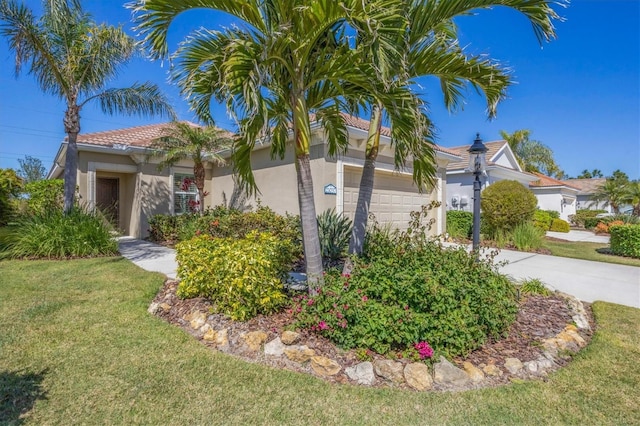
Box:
[374,360,405,384]
[462,361,485,383]
[345,362,376,386]
[311,356,341,376]
[215,328,229,348]
[482,364,503,377]
[203,328,217,342]
[243,331,268,351]
[199,323,212,334]
[184,311,207,330]
[404,363,433,391]
[536,357,555,370]
[281,330,301,345]
[434,357,469,387]
[524,361,539,373]
[504,358,523,374]
[147,302,160,315]
[283,345,315,363]
[563,329,587,347]
[264,337,286,356]
[160,303,171,311]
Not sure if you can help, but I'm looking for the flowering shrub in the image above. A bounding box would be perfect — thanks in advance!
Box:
[294,226,518,358]
[595,220,624,234]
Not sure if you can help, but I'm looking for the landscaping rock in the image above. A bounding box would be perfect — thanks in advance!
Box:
[160,303,172,311]
[345,362,375,386]
[504,358,523,374]
[482,364,503,377]
[184,311,207,330]
[311,356,341,376]
[264,337,286,356]
[242,331,268,351]
[374,360,404,384]
[281,330,301,345]
[283,345,315,363]
[462,361,485,383]
[524,361,539,373]
[433,357,469,387]
[404,363,432,391]
[147,302,160,315]
[214,328,229,348]
[203,328,217,342]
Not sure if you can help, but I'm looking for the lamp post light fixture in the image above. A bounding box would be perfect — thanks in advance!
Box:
[468,133,487,253]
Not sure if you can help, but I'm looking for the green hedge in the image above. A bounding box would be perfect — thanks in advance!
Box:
[571,209,606,228]
[533,210,552,232]
[549,218,570,233]
[446,210,473,238]
[176,232,296,321]
[610,225,640,258]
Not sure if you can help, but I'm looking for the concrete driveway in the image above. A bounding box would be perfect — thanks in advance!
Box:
[546,230,610,244]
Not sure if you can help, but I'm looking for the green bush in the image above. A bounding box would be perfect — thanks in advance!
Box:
[23,179,64,215]
[512,222,545,251]
[294,219,518,358]
[176,232,296,321]
[0,168,22,225]
[148,214,181,242]
[518,278,551,296]
[3,207,117,259]
[549,218,570,233]
[317,209,352,262]
[610,224,640,258]
[481,180,537,237]
[533,210,552,232]
[446,210,473,238]
[543,210,560,220]
[571,209,606,227]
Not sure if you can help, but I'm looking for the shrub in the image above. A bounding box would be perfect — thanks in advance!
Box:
[518,278,551,296]
[595,220,624,234]
[294,215,518,358]
[549,218,570,233]
[0,168,22,225]
[176,232,296,321]
[22,179,64,215]
[512,222,545,251]
[572,209,606,228]
[481,180,537,237]
[610,224,640,258]
[543,210,560,219]
[3,207,117,259]
[317,209,352,262]
[446,210,473,238]
[533,210,552,232]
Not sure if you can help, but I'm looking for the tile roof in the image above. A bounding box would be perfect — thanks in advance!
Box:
[529,172,580,190]
[562,178,606,195]
[445,140,511,170]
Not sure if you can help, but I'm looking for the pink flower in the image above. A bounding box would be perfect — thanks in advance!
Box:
[404,305,409,310]
[307,299,314,306]
[318,321,329,330]
[361,296,368,302]
[414,341,434,359]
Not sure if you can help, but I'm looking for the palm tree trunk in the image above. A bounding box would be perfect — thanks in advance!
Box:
[194,161,205,215]
[348,104,382,255]
[296,153,324,295]
[63,104,80,213]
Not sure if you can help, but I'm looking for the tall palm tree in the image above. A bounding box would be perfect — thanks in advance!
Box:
[501,129,562,176]
[0,0,175,213]
[623,181,640,216]
[591,179,626,214]
[132,0,411,292]
[150,122,232,214]
[346,1,565,255]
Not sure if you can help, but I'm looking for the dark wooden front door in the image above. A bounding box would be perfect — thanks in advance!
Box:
[96,177,119,227]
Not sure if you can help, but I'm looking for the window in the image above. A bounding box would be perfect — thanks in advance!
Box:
[173,173,198,214]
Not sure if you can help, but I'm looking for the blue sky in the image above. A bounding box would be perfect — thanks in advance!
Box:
[1,0,638,179]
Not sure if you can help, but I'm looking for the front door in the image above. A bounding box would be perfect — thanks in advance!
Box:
[96,177,119,228]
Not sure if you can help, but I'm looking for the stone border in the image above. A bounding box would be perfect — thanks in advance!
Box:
[149,283,592,392]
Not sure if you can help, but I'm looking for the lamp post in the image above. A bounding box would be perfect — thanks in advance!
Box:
[468,133,487,253]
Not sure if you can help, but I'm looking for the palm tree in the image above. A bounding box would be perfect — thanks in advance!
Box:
[347,1,564,255]
[132,0,410,292]
[622,181,640,216]
[591,179,626,214]
[0,0,175,213]
[500,129,562,176]
[150,122,232,214]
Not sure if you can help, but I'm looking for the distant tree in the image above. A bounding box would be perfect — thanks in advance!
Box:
[610,169,629,184]
[500,129,563,177]
[0,0,175,213]
[17,155,46,184]
[577,169,604,179]
[150,122,232,214]
[591,179,626,214]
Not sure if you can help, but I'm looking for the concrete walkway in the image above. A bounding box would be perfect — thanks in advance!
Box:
[546,230,610,244]
[118,237,640,309]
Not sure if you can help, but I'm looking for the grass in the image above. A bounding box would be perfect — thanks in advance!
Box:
[1,257,639,425]
[543,239,640,267]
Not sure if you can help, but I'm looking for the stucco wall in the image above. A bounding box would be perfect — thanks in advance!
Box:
[532,188,577,222]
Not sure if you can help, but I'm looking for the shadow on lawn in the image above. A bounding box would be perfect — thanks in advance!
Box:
[0,369,47,425]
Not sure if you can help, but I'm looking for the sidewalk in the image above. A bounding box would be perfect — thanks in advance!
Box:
[118,238,640,309]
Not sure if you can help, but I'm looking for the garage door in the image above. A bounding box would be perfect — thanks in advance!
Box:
[342,166,431,230]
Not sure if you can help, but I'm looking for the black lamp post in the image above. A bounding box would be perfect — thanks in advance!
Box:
[468,133,487,253]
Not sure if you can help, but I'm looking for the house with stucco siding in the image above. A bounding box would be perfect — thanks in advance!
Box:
[48,117,461,238]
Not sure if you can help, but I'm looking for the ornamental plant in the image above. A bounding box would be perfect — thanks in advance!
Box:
[481,180,537,237]
[610,224,640,258]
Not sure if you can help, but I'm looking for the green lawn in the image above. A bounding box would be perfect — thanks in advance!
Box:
[1,257,639,425]
[543,239,640,267]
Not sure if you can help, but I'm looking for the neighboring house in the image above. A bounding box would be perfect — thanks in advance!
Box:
[529,173,579,221]
[48,117,461,238]
[562,178,612,212]
[445,140,537,211]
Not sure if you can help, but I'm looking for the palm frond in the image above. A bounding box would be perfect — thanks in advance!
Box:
[88,82,175,120]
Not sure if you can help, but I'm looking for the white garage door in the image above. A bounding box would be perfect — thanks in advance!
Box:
[342,166,431,230]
